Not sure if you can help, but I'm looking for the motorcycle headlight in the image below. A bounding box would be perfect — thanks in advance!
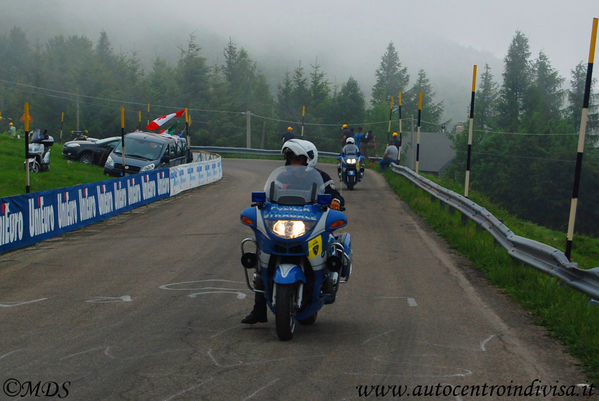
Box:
[267,220,316,239]
[347,158,356,164]
[105,155,114,168]
[140,163,155,172]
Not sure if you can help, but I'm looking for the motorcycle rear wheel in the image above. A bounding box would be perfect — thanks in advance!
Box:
[275,284,297,341]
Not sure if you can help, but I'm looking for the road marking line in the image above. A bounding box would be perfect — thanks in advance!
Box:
[162,377,214,401]
[188,290,247,300]
[159,279,245,291]
[0,298,48,307]
[0,349,23,361]
[85,295,132,303]
[241,378,280,401]
[207,349,242,368]
[60,346,105,361]
[480,335,496,352]
[362,330,395,345]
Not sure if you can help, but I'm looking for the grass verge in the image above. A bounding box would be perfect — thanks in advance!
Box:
[0,133,107,197]
[380,166,599,384]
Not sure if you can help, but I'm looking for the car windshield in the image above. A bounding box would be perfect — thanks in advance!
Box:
[264,166,325,205]
[113,137,165,160]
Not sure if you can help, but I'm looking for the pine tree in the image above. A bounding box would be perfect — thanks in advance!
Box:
[474,64,499,133]
[371,42,409,106]
[404,69,444,131]
[497,31,532,132]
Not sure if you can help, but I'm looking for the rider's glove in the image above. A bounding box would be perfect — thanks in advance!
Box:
[330,199,341,210]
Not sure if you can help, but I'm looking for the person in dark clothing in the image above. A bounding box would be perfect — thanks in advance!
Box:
[281,126,295,143]
[241,139,344,324]
[340,123,353,145]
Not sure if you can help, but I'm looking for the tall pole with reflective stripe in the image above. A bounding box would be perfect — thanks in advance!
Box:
[387,96,394,144]
[415,92,422,174]
[465,65,477,198]
[398,91,403,162]
[185,108,190,145]
[566,18,597,260]
[24,102,30,193]
[120,107,125,177]
[301,105,306,137]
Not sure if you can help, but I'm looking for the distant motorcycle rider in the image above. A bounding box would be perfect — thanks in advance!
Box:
[241,139,344,324]
[342,137,359,155]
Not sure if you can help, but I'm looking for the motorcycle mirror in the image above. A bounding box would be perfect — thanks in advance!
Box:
[252,192,266,203]
[317,194,332,205]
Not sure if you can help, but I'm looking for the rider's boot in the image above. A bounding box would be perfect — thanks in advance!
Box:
[242,275,268,324]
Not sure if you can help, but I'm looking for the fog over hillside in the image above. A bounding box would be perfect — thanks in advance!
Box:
[2,0,595,125]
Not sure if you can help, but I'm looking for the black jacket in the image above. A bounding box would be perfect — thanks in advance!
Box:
[318,168,344,208]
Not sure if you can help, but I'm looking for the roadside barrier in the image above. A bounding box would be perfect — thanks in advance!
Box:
[0,153,222,254]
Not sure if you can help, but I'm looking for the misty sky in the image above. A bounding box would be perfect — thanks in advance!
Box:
[2,0,597,121]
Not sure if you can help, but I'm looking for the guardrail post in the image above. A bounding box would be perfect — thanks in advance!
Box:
[461,213,469,226]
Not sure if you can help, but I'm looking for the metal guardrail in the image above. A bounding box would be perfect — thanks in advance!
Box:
[390,163,599,300]
[190,145,340,158]
[189,146,599,298]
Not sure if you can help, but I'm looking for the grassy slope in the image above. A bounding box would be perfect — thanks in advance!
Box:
[381,167,599,385]
[0,133,110,197]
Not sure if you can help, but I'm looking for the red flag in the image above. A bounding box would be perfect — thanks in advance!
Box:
[146,109,185,131]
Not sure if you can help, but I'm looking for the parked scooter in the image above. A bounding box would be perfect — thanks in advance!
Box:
[25,128,54,172]
[240,165,352,341]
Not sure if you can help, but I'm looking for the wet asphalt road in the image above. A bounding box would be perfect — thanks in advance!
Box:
[0,159,592,400]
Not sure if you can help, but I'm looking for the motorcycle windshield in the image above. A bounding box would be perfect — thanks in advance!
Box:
[264,166,325,206]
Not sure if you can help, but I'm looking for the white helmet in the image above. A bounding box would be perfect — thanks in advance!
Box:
[281,139,318,168]
[346,137,355,145]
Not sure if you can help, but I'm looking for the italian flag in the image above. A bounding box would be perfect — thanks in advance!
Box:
[146,109,185,131]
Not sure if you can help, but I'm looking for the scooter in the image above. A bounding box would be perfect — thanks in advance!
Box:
[337,153,365,190]
[25,129,54,173]
[240,165,352,341]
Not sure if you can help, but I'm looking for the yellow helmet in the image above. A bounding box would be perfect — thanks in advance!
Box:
[342,124,348,129]
[392,132,398,137]
[9,122,13,126]
[287,126,293,131]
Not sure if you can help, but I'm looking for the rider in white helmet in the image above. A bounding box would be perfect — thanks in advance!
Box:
[241,139,345,324]
[342,137,359,156]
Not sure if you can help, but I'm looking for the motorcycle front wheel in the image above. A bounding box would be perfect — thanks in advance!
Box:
[30,160,40,173]
[275,284,297,341]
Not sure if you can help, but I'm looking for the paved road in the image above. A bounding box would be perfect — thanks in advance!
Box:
[0,159,592,400]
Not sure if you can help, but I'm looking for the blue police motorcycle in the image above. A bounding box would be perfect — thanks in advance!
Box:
[337,153,365,190]
[240,166,352,341]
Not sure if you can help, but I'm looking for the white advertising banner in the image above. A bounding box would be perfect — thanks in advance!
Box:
[170,155,222,196]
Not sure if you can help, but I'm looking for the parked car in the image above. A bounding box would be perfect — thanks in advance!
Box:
[63,136,121,166]
[103,131,192,176]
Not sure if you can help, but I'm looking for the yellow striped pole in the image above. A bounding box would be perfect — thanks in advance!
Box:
[59,111,64,144]
[416,92,422,174]
[566,17,598,260]
[24,102,30,193]
[185,108,190,145]
[465,65,478,198]
[120,107,125,176]
[301,105,306,137]
[387,96,394,144]
[398,91,403,162]
[146,103,150,127]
